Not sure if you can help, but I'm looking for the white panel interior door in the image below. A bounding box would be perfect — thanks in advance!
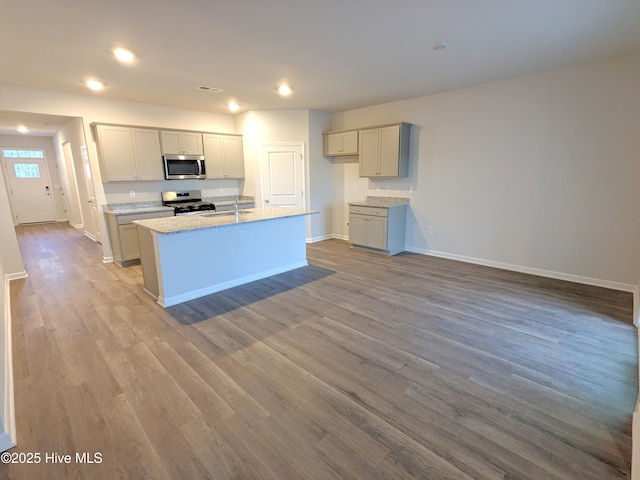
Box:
[261,144,304,208]
[3,155,56,224]
[79,144,100,242]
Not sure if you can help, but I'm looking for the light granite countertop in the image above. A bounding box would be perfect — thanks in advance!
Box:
[103,203,174,216]
[134,207,317,234]
[348,196,410,208]
[103,196,254,216]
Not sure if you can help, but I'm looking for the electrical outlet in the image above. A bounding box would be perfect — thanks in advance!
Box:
[129,191,136,198]
[427,225,434,234]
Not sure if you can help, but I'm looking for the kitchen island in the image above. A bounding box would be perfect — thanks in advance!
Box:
[134,207,317,307]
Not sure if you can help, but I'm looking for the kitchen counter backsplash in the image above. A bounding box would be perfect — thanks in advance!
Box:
[104,195,254,214]
[349,196,410,208]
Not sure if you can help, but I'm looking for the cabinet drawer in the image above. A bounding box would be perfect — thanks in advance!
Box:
[116,210,174,225]
[349,205,388,217]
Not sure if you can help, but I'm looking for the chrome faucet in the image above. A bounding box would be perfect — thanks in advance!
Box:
[234,199,239,215]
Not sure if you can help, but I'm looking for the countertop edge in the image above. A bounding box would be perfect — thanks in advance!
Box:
[134,208,318,235]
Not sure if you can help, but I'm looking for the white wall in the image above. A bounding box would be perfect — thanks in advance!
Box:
[0,161,25,450]
[53,119,85,228]
[234,109,334,241]
[308,110,333,241]
[0,135,66,222]
[235,109,309,202]
[330,52,640,289]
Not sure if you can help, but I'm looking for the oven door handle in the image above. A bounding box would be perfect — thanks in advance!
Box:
[198,159,205,178]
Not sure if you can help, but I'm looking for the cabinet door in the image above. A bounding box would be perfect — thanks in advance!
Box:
[202,134,226,178]
[119,224,141,261]
[132,129,164,180]
[325,131,358,156]
[180,132,204,155]
[223,136,245,178]
[159,131,182,154]
[341,131,359,155]
[349,214,368,246]
[359,128,379,176]
[378,125,401,177]
[366,217,388,250]
[326,133,343,156]
[96,125,137,182]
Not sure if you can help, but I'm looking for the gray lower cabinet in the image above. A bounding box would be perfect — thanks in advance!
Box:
[349,204,407,255]
[106,210,174,266]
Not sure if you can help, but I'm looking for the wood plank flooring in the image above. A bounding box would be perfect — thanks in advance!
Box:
[1,221,636,479]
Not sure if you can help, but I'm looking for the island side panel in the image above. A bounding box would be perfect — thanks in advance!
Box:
[137,224,161,298]
[155,215,308,307]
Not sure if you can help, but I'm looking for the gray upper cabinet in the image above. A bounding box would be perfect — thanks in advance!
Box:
[160,130,204,155]
[203,134,245,179]
[95,125,164,182]
[359,123,410,177]
[324,130,359,156]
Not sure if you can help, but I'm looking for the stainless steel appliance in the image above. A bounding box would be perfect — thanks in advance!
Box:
[161,190,216,215]
[163,154,206,180]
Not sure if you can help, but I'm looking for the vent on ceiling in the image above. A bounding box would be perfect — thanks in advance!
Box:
[197,86,223,93]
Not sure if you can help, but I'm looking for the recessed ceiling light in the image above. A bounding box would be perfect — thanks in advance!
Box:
[197,85,223,93]
[17,126,29,134]
[86,80,104,91]
[278,84,293,96]
[113,47,135,64]
[228,102,240,112]
[430,42,449,51]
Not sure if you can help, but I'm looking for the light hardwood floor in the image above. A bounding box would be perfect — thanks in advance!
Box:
[1,222,637,479]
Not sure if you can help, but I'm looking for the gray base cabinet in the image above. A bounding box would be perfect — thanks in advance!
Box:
[349,204,407,255]
[106,210,174,266]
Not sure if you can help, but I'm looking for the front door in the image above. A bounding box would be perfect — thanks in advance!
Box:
[261,143,305,208]
[2,149,56,224]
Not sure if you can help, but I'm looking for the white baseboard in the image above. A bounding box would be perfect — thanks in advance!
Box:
[331,234,349,241]
[5,272,27,282]
[3,277,16,451]
[102,256,114,264]
[307,234,334,243]
[69,221,83,229]
[406,246,638,294]
[83,231,96,242]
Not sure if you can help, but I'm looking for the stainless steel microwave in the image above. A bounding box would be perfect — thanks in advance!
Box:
[163,154,206,180]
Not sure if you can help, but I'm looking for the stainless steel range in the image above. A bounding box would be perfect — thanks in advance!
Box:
[161,190,216,215]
